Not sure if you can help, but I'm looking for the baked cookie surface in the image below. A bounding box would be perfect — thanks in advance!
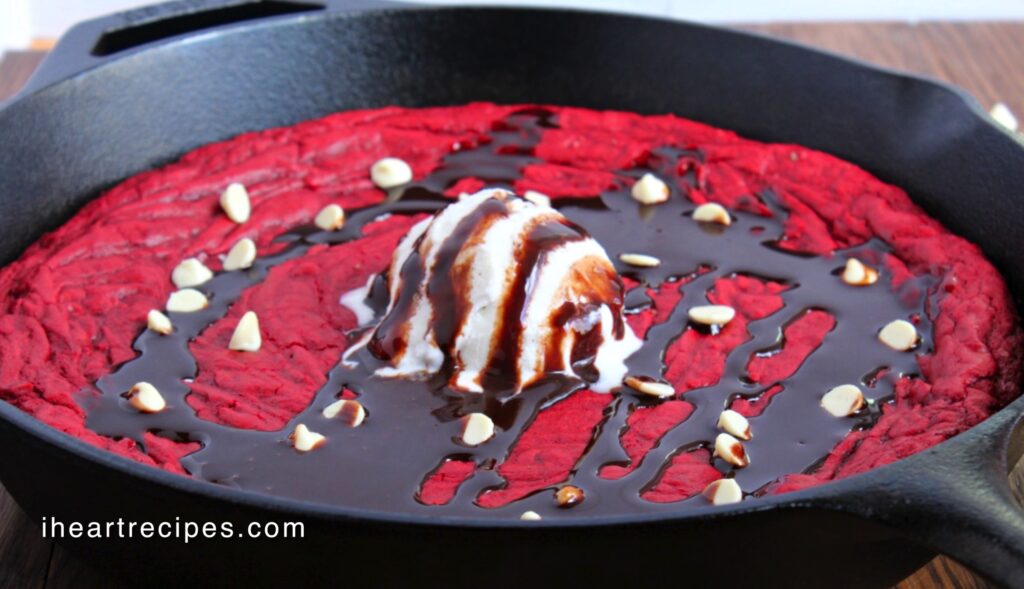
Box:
[0,104,1018,516]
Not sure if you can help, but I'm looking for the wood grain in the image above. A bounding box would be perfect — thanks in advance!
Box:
[0,483,51,589]
[740,22,1024,118]
[1,21,1023,589]
[0,50,45,101]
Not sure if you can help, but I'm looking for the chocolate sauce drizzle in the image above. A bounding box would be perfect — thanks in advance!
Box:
[366,189,624,392]
[82,109,934,519]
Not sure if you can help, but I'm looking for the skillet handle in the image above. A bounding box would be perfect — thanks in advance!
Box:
[15,0,405,98]
[907,453,1024,587]
[840,406,1024,588]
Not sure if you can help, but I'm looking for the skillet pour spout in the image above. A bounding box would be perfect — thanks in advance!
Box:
[2,1,1024,587]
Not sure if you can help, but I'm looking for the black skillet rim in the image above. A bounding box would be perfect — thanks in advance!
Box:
[1,3,1023,530]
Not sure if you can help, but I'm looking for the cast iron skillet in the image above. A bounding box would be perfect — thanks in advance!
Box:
[1,1,1023,587]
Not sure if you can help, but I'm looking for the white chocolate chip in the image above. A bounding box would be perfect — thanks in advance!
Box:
[821,384,865,417]
[630,173,670,205]
[370,157,413,189]
[523,190,552,208]
[314,204,346,231]
[146,309,173,335]
[878,319,919,351]
[166,288,209,313]
[322,399,366,427]
[461,412,495,446]
[714,433,750,468]
[692,203,731,226]
[220,183,251,224]
[171,258,213,288]
[228,311,261,352]
[223,238,256,271]
[290,423,325,452]
[841,258,879,286]
[688,304,736,327]
[717,409,751,441]
[990,103,1019,132]
[127,382,166,413]
[520,511,542,521]
[618,253,661,268]
[702,478,743,506]
[624,376,675,399]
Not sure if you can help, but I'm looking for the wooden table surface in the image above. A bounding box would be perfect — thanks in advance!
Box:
[1,21,1022,589]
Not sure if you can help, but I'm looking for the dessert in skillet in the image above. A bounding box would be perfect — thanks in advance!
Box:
[0,105,1019,518]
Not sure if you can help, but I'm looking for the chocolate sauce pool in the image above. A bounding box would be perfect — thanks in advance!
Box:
[82,109,934,519]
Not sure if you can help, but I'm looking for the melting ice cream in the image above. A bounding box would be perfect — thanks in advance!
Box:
[344,188,641,392]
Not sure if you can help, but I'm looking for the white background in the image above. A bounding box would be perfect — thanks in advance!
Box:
[3,0,1024,51]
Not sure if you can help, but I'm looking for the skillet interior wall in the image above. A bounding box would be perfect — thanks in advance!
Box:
[1,7,1023,308]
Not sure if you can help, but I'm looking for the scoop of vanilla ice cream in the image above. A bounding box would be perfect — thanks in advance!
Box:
[352,188,640,392]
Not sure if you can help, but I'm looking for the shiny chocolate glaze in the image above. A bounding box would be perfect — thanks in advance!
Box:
[83,109,933,519]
